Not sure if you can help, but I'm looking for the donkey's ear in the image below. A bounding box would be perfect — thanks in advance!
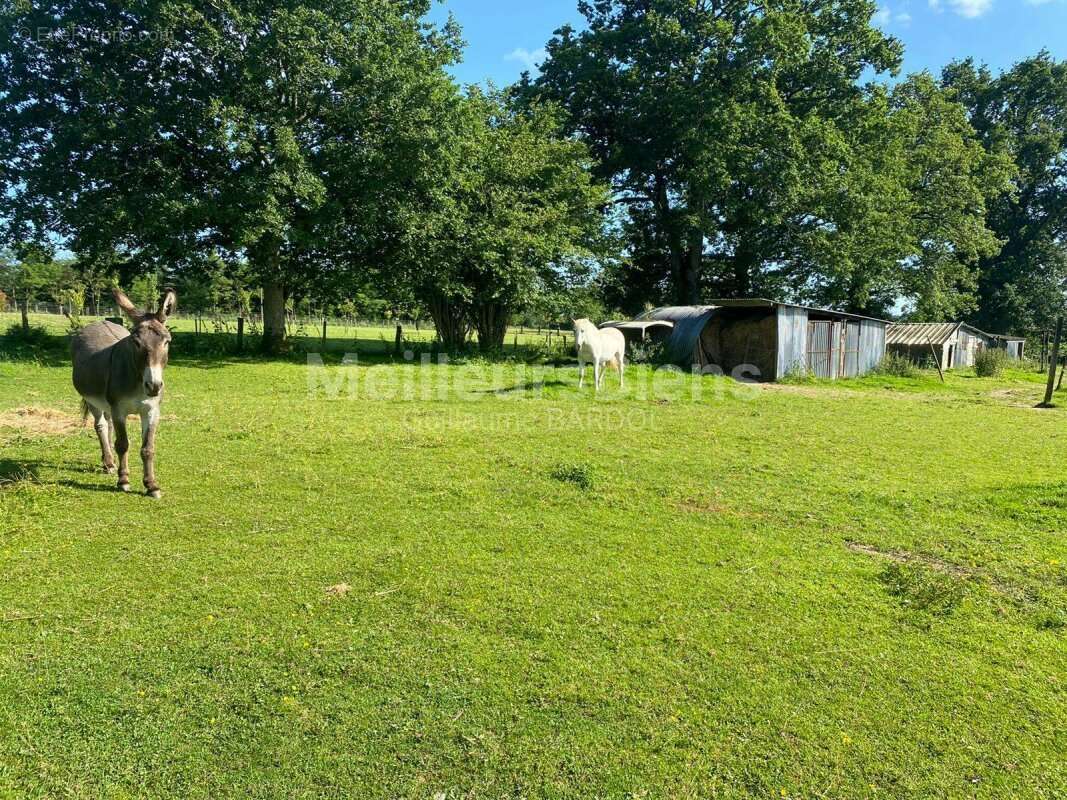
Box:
[113,288,140,321]
[156,290,176,323]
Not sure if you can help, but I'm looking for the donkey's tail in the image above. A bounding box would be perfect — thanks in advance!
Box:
[80,399,91,426]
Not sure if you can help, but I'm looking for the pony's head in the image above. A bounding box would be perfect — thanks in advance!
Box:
[572,318,591,350]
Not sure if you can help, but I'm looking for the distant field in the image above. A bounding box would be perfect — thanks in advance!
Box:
[1,322,1065,798]
[0,311,572,355]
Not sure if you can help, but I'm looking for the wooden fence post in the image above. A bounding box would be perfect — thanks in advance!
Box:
[394,324,403,356]
[1041,316,1063,407]
[236,316,244,351]
[321,316,327,349]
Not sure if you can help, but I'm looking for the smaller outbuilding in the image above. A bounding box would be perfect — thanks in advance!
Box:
[886,322,1026,369]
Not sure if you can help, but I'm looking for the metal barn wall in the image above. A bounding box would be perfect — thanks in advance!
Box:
[776,305,808,379]
[854,319,886,376]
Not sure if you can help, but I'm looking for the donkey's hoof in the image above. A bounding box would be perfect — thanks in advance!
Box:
[146,489,163,500]
[103,465,116,475]
[118,482,131,493]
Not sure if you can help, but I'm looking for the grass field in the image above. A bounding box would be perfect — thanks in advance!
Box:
[1,317,1066,798]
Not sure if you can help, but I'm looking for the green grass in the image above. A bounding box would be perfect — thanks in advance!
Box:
[1,323,1066,798]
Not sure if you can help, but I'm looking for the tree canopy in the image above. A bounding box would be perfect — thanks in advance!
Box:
[943,53,1067,333]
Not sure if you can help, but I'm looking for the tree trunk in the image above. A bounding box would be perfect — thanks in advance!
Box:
[731,240,757,298]
[427,293,468,351]
[20,292,30,334]
[262,281,286,354]
[683,227,703,305]
[474,301,509,353]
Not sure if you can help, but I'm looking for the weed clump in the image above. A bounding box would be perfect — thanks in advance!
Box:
[873,352,919,378]
[879,562,969,616]
[551,462,595,491]
[974,348,1008,378]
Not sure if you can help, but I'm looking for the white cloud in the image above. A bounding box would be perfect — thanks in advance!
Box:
[505,47,547,74]
[930,0,994,16]
[873,5,913,26]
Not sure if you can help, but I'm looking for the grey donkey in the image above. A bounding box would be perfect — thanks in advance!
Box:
[71,288,175,498]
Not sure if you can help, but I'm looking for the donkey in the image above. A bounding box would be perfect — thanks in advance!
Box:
[71,288,176,498]
[573,318,626,391]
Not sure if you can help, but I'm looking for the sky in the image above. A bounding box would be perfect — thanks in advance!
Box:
[426,0,1067,88]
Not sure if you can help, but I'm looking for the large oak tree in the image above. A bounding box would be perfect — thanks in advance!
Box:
[0,0,460,351]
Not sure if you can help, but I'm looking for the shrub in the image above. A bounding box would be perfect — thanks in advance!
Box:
[780,362,815,383]
[627,339,667,365]
[974,348,1007,378]
[873,352,919,378]
[551,462,595,491]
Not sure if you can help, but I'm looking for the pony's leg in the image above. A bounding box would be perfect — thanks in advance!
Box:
[618,351,626,389]
[112,410,131,492]
[578,357,585,388]
[140,403,162,499]
[594,360,601,392]
[91,406,115,473]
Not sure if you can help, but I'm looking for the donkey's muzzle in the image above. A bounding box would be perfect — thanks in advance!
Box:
[145,380,163,397]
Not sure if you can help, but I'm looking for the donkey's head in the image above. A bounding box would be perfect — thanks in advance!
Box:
[114,288,176,398]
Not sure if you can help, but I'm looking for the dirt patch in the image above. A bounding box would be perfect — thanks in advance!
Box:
[0,406,83,437]
[989,387,1050,409]
[325,583,352,598]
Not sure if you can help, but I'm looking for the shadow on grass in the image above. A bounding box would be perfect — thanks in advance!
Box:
[0,458,40,485]
[474,380,571,395]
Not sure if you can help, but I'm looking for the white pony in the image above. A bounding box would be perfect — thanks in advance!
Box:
[573,319,626,391]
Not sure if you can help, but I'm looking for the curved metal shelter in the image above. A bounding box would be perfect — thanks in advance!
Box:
[603,300,888,381]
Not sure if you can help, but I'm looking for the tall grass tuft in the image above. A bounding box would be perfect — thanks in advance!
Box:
[974,348,1007,378]
[873,352,919,378]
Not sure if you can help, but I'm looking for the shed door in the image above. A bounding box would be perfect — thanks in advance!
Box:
[807,321,841,378]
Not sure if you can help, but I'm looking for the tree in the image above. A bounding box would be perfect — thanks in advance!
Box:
[799,75,1011,318]
[522,0,902,305]
[0,0,462,352]
[414,90,607,351]
[943,53,1067,333]
[0,244,60,333]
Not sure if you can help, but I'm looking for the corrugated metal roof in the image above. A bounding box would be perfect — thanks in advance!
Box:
[602,320,675,332]
[633,306,719,364]
[706,298,890,324]
[887,321,1024,345]
[886,322,962,346]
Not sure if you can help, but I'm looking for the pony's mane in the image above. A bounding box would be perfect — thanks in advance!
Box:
[573,318,599,334]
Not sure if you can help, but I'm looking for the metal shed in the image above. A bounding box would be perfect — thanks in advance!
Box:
[886,322,1025,369]
[602,299,888,381]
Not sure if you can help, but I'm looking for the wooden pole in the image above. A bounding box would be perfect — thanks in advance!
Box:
[928,338,945,383]
[236,316,244,351]
[394,324,403,356]
[1041,316,1063,407]
[321,315,327,349]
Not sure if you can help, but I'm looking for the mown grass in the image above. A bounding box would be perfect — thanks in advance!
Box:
[1,323,1065,798]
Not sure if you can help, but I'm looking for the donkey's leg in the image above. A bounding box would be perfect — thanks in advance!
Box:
[112,411,131,492]
[140,403,162,499]
[91,406,115,473]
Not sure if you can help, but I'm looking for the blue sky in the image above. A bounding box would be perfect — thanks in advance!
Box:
[427,0,1067,87]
